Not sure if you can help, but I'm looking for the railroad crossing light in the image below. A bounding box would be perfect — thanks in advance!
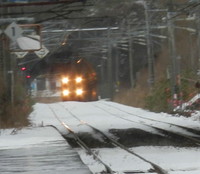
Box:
[21,67,27,71]
[26,75,31,79]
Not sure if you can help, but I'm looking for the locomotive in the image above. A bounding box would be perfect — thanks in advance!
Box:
[60,58,97,101]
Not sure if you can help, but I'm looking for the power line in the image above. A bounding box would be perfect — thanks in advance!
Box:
[0,4,94,17]
[0,0,81,8]
[168,2,200,20]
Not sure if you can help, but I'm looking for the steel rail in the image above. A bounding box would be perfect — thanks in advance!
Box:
[94,102,200,146]
[47,104,115,174]
[98,102,200,135]
[59,103,168,174]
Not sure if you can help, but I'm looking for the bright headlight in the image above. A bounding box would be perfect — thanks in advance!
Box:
[62,77,69,84]
[76,77,82,83]
[63,89,70,96]
[76,89,83,95]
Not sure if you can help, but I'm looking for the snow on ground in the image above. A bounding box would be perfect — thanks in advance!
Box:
[133,146,200,173]
[0,127,64,150]
[77,146,200,174]
[29,101,200,136]
[77,147,153,173]
[0,127,91,174]
[1,100,200,173]
[100,101,200,130]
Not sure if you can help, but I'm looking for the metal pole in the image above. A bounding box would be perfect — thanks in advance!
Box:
[197,0,200,72]
[128,24,135,88]
[144,1,154,87]
[2,35,7,88]
[8,70,14,107]
[115,47,119,90]
[167,11,177,107]
[177,56,183,108]
[107,27,113,99]
[189,33,195,72]
[100,57,105,98]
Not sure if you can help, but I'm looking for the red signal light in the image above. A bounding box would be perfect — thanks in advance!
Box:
[21,67,27,71]
[26,75,31,79]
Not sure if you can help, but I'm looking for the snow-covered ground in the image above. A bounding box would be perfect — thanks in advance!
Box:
[1,100,200,174]
[0,127,91,174]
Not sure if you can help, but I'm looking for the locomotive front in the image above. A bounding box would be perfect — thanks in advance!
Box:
[61,58,97,101]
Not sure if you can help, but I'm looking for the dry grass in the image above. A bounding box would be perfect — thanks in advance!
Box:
[113,66,149,108]
[33,97,62,103]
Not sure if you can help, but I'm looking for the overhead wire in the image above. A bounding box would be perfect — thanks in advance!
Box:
[39,0,98,59]
[168,2,200,20]
[0,0,81,8]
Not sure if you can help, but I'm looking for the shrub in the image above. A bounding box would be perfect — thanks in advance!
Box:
[145,79,171,113]
[0,73,33,128]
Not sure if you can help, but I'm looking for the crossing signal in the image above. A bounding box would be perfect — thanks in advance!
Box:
[21,67,27,71]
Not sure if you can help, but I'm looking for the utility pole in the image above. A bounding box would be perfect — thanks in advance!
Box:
[144,1,154,87]
[115,47,119,92]
[128,23,135,88]
[0,35,4,74]
[0,1,7,84]
[167,1,179,108]
[189,32,195,71]
[107,27,113,99]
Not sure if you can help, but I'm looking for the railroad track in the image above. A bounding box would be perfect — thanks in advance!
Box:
[48,103,169,174]
[98,102,200,135]
[47,104,114,174]
[93,102,200,146]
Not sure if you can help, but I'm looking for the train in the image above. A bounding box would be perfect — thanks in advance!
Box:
[60,57,98,101]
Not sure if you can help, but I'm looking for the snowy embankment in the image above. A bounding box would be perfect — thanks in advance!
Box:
[0,100,200,174]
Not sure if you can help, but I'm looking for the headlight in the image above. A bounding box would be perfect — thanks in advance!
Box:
[76,89,83,95]
[62,77,69,84]
[76,77,82,83]
[62,89,70,96]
